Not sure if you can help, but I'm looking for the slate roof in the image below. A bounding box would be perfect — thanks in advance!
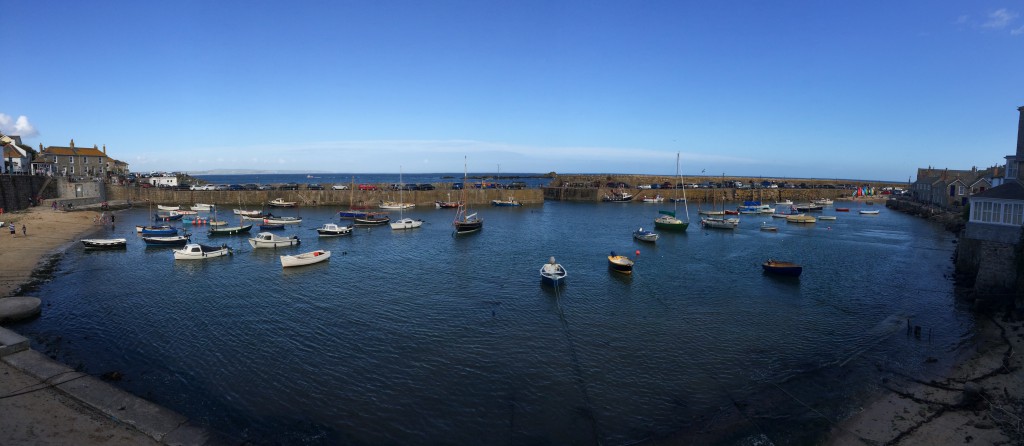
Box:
[41,146,109,158]
[973,180,1024,200]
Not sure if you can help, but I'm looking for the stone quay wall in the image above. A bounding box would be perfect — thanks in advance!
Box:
[105,185,543,207]
[0,175,50,212]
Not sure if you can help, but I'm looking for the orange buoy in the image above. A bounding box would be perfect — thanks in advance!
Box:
[635,250,640,256]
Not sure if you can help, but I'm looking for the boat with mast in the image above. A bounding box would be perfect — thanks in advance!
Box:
[390,167,423,230]
[654,152,690,231]
[339,176,371,219]
[453,157,483,234]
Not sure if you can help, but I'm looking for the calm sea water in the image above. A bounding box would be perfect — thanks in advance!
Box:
[13,200,970,445]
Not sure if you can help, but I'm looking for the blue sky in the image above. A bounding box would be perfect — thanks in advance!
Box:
[2,1,1022,181]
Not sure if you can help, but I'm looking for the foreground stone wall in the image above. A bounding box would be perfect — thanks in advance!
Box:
[0,176,49,212]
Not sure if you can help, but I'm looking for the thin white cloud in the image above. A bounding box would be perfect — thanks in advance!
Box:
[954,15,970,25]
[1012,25,1024,35]
[0,113,39,137]
[982,8,1018,29]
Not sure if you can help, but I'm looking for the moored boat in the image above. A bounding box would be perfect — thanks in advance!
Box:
[607,252,634,275]
[539,256,567,286]
[354,213,391,226]
[157,205,179,211]
[142,235,190,246]
[859,210,880,215]
[268,198,297,208]
[317,223,353,236]
[137,224,174,233]
[818,216,837,221]
[762,259,803,277]
[249,232,301,248]
[81,238,127,249]
[234,209,263,216]
[208,223,253,235]
[760,222,778,232]
[154,213,184,221]
[379,201,415,210]
[191,204,214,211]
[786,214,816,224]
[173,243,232,260]
[452,158,483,234]
[280,250,330,268]
[602,189,634,202]
[641,195,664,203]
[259,223,285,230]
[701,217,740,229]
[491,197,523,206]
[264,216,302,225]
[140,226,179,236]
[632,227,659,242]
[835,207,850,212]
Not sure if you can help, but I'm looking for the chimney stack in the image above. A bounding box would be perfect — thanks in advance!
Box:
[1017,106,1024,157]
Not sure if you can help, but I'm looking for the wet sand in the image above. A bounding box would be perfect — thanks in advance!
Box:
[828,314,1023,445]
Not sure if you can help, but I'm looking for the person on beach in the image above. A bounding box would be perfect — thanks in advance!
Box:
[21,224,26,237]
[51,201,57,211]
[9,223,14,237]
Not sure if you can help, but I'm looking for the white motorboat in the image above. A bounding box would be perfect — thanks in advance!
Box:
[268,198,297,208]
[859,210,880,215]
[157,205,180,211]
[248,232,301,248]
[641,195,664,203]
[173,243,232,260]
[191,204,214,211]
[379,201,415,210]
[234,209,262,216]
[317,223,353,236]
[390,218,423,230]
[281,250,331,268]
[632,227,659,242]
[775,200,793,206]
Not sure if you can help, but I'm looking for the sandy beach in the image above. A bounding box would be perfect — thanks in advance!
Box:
[0,204,104,297]
[828,314,1023,445]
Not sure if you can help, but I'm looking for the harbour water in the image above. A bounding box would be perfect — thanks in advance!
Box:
[13,200,970,444]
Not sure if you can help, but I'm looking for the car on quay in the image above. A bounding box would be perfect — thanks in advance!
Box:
[358,184,378,191]
[307,183,324,190]
[331,184,349,190]
[418,183,436,190]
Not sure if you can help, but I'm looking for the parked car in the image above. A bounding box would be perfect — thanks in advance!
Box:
[257,184,275,190]
[244,184,259,190]
[452,182,463,190]
[228,184,245,191]
[214,184,230,191]
[331,184,349,190]
[280,183,300,190]
[358,184,378,191]
[307,183,324,190]
[508,181,526,189]
[418,183,436,190]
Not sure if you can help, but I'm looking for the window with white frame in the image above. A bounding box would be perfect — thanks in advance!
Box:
[973,199,1024,226]
[1008,162,1019,180]
[958,185,965,195]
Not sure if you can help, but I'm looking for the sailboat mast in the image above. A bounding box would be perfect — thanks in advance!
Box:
[679,152,689,220]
